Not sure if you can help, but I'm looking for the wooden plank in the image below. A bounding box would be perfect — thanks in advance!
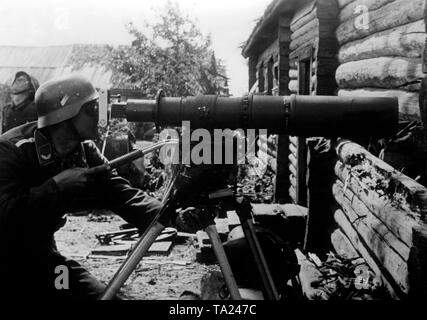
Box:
[289,68,298,79]
[335,139,427,203]
[336,0,425,45]
[148,241,173,255]
[338,20,425,63]
[290,29,319,51]
[289,163,297,176]
[291,3,317,32]
[258,39,279,67]
[289,185,297,202]
[289,80,298,93]
[333,179,411,261]
[288,152,297,168]
[248,57,258,91]
[289,135,298,147]
[338,89,420,119]
[290,173,297,188]
[291,19,319,41]
[336,57,423,90]
[333,208,401,298]
[334,160,420,246]
[251,203,283,216]
[289,141,297,154]
[279,203,308,218]
[227,210,241,229]
[330,227,360,260]
[334,196,410,294]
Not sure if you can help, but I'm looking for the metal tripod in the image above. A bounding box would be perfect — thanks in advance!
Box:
[100,188,279,300]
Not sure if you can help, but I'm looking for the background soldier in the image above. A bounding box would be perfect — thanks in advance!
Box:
[1,71,39,133]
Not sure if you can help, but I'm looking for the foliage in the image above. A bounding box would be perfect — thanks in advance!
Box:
[109,1,228,97]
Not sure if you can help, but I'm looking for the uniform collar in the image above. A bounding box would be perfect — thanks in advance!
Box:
[12,100,33,111]
[34,130,88,168]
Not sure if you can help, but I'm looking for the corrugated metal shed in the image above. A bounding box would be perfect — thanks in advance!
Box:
[0,45,113,89]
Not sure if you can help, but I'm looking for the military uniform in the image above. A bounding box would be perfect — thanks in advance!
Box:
[1,71,39,133]
[0,122,162,300]
[1,100,38,133]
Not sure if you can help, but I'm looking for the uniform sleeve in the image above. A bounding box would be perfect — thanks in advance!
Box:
[84,141,163,231]
[0,141,64,233]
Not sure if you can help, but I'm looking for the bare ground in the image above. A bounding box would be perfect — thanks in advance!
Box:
[54,211,219,300]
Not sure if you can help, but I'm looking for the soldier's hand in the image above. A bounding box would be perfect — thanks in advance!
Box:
[53,165,110,193]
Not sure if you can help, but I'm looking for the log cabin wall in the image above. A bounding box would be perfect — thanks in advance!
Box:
[335,0,426,120]
[328,0,427,299]
[243,0,427,300]
[331,139,427,298]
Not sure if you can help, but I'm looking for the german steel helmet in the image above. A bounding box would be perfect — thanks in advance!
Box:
[11,71,40,95]
[35,74,99,129]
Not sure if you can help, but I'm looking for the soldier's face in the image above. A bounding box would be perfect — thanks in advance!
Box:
[72,100,100,140]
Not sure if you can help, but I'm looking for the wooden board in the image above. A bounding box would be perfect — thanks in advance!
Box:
[279,203,308,218]
[148,241,173,255]
[334,208,401,298]
[291,19,319,41]
[330,227,360,260]
[335,139,427,202]
[227,210,241,229]
[333,192,410,294]
[333,179,411,261]
[334,160,420,246]
[290,29,319,51]
[291,2,317,32]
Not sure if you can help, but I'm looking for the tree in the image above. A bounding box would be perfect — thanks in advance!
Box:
[110,1,228,97]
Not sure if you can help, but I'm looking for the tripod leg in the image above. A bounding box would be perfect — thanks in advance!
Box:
[237,199,280,300]
[204,225,242,300]
[100,221,165,300]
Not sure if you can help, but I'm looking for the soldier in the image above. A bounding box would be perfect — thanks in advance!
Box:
[0,74,167,300]
[1,71,39,133]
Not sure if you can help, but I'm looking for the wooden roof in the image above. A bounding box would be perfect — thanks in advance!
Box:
[241,0,311,58]
[0,45,113,89]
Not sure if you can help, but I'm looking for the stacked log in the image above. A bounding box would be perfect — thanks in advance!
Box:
[289,1,338,95]
[335,0,426,120]
[331,139,427,297]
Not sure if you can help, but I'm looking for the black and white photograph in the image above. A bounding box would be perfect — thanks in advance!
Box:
[0,0,425,307]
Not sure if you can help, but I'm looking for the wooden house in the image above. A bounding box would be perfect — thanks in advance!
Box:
[242,0,427,299]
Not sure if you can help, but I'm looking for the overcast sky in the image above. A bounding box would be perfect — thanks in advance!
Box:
[0,0,272,95]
